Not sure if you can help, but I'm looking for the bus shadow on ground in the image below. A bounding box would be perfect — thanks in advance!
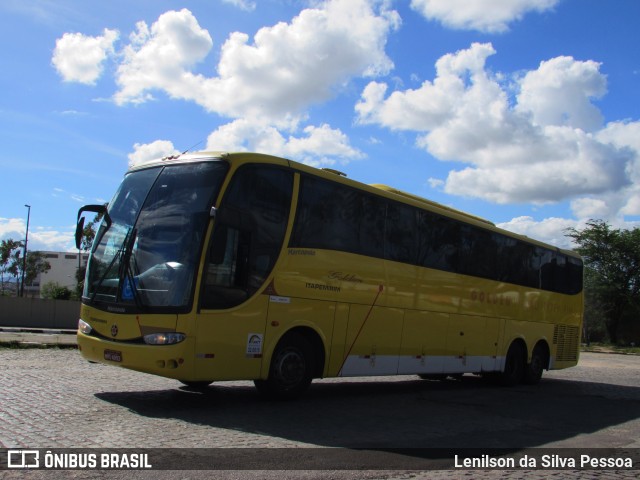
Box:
[95,375,640,450]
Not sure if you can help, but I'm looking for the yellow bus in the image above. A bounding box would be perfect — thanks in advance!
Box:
[75,151,583,398]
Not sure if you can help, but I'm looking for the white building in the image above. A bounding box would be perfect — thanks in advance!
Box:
[27,251,89,297]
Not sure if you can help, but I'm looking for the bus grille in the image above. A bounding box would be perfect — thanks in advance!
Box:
[553,324,580,362]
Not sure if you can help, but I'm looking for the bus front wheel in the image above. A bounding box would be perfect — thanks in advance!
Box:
[255,332,314,399]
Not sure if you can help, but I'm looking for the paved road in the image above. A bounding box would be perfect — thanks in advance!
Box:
[0,347,638,479]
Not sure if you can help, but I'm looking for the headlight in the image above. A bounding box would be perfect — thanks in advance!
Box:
[143,332,186,345]
[78,319,93,335]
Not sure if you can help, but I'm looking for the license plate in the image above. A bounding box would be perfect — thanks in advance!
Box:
[104,349,122,362]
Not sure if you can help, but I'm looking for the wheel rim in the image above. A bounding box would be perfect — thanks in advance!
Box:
[273,347,306,387]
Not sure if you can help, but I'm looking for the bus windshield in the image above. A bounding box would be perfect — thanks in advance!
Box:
[84,161,228,311]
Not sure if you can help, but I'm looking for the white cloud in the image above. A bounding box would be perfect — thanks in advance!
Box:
[621,195,640,217]
[128,140,180,167]
[206,119,364,167]
[52,2,398,169]
[1,218,75,252]
[442,126,631,204]
[221,0,256,12]
[30,228,76,253]
[542,120,640,228]
[115,9,213,105]
[499,119,640,245]
[0,217,26,242]
[357,42,499,133]
[496,216,579,249]
[356,41,640,245]
[410,0,559,33]
[597,120,640,182]
[498,212,640,249]
[516,56,606,132]
[110,1,399,122]
[570,197,615,220]
[427,177,444,189]
[58,110,87,116]
[51,187,86,203]
[356,42,636,206]
[52,28,118,84]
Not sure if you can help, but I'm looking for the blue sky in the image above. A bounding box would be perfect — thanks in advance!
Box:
[1,0,639,252]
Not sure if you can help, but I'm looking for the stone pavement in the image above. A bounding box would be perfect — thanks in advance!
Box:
[0,347,638,479]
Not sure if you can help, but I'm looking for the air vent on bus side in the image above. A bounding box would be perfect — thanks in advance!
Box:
[553,324,580,362]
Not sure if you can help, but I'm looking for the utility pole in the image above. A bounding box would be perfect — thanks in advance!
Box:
[20,204,31,297]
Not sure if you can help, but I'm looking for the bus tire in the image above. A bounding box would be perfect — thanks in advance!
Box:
[524,343,548,385]
[500,341,525,386]
[255,332,314,399]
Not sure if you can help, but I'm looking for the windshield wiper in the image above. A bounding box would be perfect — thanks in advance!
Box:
[120,228,145,309]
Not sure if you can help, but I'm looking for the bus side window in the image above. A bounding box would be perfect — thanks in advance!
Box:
[385,202,417,264]
[201,164,293,310]
[201,226,251,309]
[209,224,230,265]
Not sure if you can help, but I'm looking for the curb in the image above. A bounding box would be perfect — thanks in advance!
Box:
[0,329,78,347]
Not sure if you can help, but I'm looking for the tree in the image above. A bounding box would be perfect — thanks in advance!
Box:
[41,281,72,300]
[9,250,51,296]
[581,267,608,343]
[1,239,23,295]
[79,208,104,252]
[566,220,640,344]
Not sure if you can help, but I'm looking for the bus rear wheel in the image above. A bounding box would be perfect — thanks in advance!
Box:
[500,342,525,386]
[524,343,548,385]
[255,332,314,399]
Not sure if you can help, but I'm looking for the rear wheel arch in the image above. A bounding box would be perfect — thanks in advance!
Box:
[532,339,550,368]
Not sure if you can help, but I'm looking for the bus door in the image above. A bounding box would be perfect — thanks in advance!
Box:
[195,164,294,381]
